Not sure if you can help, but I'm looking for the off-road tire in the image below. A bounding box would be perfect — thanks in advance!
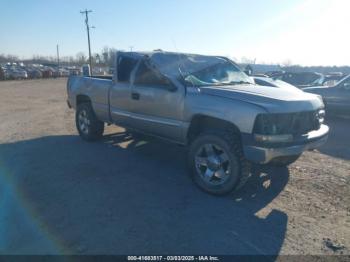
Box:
[188,130,251,195]
[76,103,104,141]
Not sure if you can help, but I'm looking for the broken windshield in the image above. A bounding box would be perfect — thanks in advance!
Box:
[149,52,254,87]
[182,60,254,87]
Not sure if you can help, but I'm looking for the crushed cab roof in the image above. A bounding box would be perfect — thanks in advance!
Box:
[117,50,231,79]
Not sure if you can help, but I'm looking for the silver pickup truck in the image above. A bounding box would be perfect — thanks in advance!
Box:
[67,51,329,195]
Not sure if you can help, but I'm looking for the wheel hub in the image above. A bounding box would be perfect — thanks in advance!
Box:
[194,143,230,185]
[207,156,221,171]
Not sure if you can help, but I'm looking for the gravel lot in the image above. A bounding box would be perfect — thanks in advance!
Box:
[0,78,349,256]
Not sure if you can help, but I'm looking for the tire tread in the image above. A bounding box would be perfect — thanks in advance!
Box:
[189,129,251,195]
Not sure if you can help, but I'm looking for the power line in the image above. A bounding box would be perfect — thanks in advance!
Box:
[80,9,93,75]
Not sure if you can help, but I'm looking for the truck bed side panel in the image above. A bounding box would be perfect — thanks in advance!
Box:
[67,76,112,122]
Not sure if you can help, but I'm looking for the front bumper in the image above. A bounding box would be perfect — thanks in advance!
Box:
[243,124,329,164]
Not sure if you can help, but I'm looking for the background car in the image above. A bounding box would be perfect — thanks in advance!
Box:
[27,69,43,79]
[322,73,345,86]
[59,68,70,77]
[303,75,350,117]
[273,72,325,88]
[42,68,53,78]
[8,69,28,80]
[0,67,5,80]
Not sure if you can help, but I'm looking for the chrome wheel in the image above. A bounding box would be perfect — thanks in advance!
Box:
[195,143,231,185]
[78,109,90,135]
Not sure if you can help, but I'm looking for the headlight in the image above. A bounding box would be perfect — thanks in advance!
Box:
[253,113,293,135]
[253,110,323,142]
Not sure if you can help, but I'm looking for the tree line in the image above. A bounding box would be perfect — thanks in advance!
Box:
[1,49,350,75]
[0,46,118,67]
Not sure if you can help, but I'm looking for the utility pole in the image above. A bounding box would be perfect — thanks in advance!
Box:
[80,9,93,75]
[56,44,60,69]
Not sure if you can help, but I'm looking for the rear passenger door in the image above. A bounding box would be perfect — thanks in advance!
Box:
[129,59,185,142]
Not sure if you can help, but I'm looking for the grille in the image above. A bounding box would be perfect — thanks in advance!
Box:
[290,111,320,135]
[254,110,321,136]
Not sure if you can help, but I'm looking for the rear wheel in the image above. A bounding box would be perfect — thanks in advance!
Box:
[188,130,250,195]
[76,103,104,141]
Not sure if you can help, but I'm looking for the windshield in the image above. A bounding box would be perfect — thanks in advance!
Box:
[182,61,254,87]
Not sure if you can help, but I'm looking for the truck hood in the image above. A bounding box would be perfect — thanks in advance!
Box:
[199,84,323,113]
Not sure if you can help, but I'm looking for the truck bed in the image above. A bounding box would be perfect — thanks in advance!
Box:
[67,75,113,122]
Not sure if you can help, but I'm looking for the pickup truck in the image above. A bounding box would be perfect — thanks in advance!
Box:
[67,51,329,195]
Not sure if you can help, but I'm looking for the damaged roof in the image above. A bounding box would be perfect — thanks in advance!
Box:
[118,50,232,79]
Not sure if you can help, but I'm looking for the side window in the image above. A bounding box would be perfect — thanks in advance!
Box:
[134,61,170,86]
[117,56,138,82]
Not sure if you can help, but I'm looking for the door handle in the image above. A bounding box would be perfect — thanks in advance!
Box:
[131,92,140,100]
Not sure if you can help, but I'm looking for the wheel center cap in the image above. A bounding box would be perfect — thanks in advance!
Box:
[207,157,221,171]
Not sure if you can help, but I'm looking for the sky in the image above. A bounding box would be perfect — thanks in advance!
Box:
[1,0,349,66]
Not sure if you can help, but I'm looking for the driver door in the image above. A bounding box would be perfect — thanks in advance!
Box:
[129,59,185,142]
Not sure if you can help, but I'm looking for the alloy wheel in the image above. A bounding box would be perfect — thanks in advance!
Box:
[78,109,90,135]
[194,143,231,185]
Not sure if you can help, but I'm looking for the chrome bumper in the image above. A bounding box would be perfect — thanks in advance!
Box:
[243,124,329,164]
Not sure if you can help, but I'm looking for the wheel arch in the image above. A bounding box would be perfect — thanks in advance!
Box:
[187,114,242,145]
[76,94,92,106]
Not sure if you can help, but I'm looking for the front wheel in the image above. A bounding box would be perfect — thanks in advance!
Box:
[76,103,104,141]
[188,131,250,195]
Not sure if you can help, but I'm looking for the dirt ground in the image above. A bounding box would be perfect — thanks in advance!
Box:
[0,78,349,256]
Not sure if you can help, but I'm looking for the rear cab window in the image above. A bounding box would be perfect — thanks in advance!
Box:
[117,56,138,82]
